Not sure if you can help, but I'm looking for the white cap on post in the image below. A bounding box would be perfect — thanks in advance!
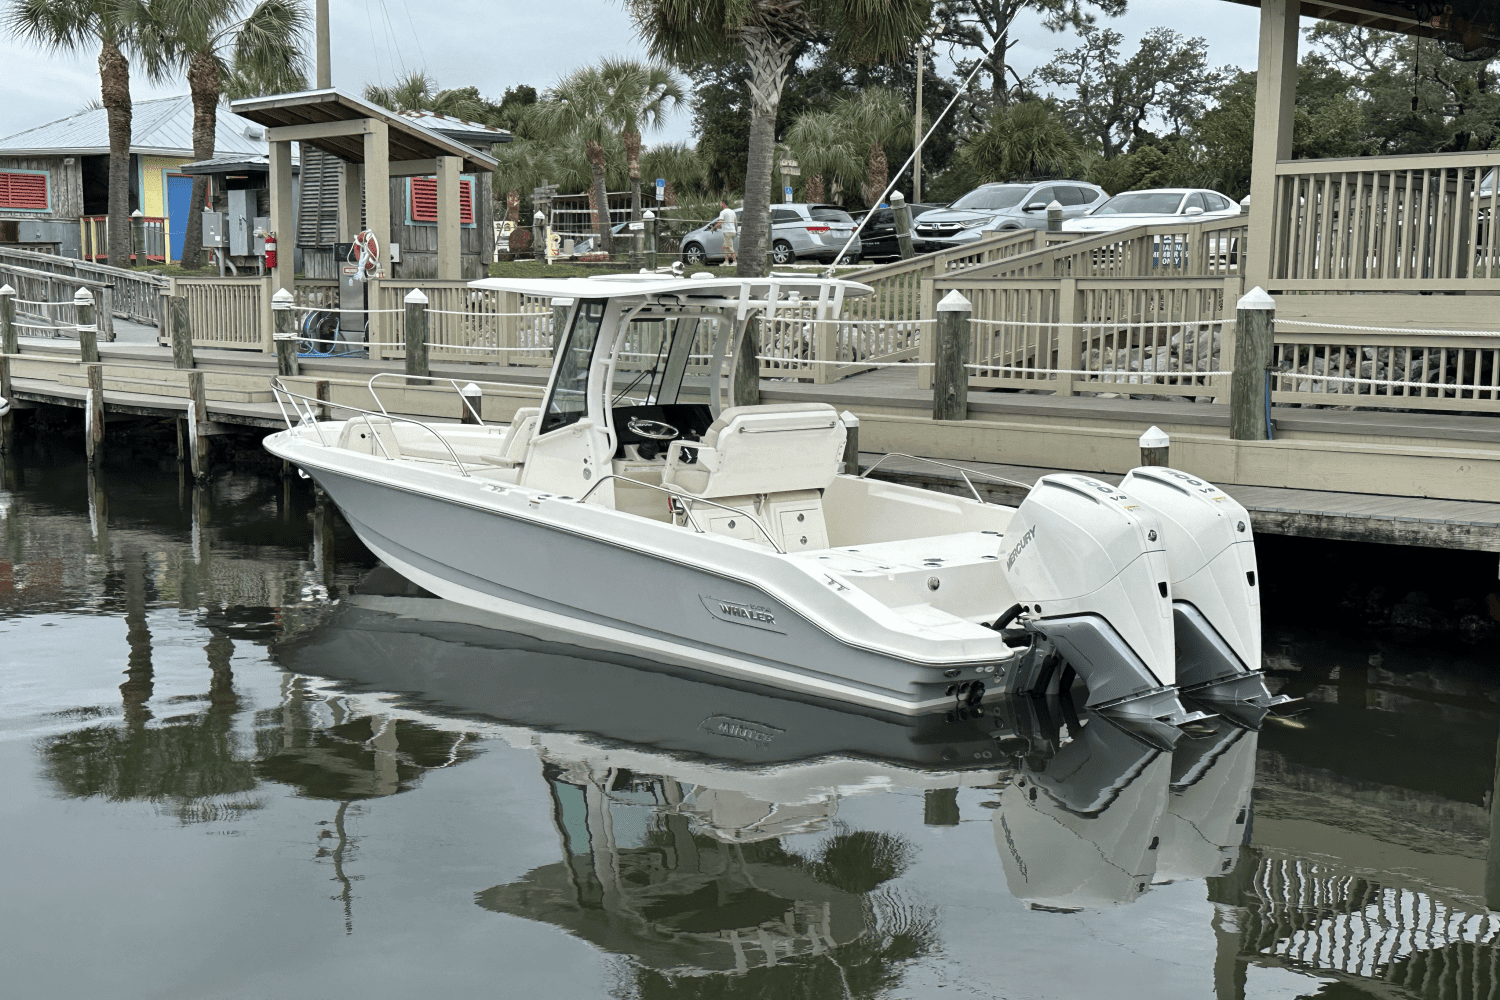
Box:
[936,290,972,312]
[404,287,429,305]
[0,284,15,296]
[643,209,655,220]
[1237,286,1275,310]
[74,287,94,304]
[890,190,905,205]
[1139,425,1169,449]
[461,382,482,398]
[271,287,293,309]
[1047,199,1063,212]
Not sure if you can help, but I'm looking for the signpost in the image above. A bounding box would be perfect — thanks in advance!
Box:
[784,186,793,203]
[655,178,665,205]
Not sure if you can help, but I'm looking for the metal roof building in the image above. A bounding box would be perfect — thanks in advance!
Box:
[0,94,283,159]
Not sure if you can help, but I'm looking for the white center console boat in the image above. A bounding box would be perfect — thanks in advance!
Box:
[263,274,1284,726]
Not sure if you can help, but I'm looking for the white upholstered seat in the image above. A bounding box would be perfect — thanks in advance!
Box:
[661,403,846,499]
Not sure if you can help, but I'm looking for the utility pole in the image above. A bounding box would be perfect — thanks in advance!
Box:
[914,43,924,203]
[315,0,331,89]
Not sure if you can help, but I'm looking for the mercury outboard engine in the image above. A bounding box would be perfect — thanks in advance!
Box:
[1003,474,1201,725]
[1118,467,1290,709]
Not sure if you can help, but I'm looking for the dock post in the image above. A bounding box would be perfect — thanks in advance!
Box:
[169,290,194,370]
[315,379,331,420]
[643,210,657,271]
[840,410,860,475]
[404,288,429,386]
[0,284,14,454]
[732,317,760,408]
[460,382,482,424]
[75,288,98,364]
[1230,287,1275,441]
[85,363,104,465]
[891,191,914,260]
[272,288,298,377]
[1046,200,1064,234]
[1140,426,1170,467]
[933,290,972,421]
[187,369,209,480]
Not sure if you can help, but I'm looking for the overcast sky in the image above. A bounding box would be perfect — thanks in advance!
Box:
[0,0,1272,145]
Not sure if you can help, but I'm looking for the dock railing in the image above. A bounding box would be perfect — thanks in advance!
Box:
[1,262,116,341]
[0,245,165,327]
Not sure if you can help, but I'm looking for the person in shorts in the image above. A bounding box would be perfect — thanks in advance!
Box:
[716,201,737,264]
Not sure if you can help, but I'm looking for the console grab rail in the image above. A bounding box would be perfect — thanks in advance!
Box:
[574,474,786,554]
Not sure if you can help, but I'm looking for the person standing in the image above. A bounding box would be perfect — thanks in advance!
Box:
[717,201,738,265]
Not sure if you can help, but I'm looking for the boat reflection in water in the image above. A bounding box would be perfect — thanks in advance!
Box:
[268,569,1261,984]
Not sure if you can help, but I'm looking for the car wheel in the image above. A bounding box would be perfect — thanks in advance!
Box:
[682,243,707,265]
[771,240,795,265]
[836,254,860,265]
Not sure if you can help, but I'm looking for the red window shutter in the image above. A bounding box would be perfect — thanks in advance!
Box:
[409,177,437,222]
[410,177,474,224]
[0,172,46,210]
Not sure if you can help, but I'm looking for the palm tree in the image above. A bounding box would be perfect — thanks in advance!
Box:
[962,100,1081,182]
[641,141,706,206]
[840,87,912,206]
[7,0,147,267]
[627,0,927,276]
[598,57,685,220]
[364,70,490,120]
[530,66,637,253]
[786,108,862,204]
[139,0,308,269]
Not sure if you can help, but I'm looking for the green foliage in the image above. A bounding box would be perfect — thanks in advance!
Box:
[961,99,1081,182]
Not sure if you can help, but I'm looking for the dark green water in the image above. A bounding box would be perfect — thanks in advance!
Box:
[3,447,1499,999]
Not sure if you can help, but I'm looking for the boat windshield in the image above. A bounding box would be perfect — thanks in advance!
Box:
[541,300,606,435]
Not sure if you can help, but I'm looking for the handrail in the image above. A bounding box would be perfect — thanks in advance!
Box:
[365,371,544,423]
[269,376,474,477]
[859,453,1032,504]
[574,474,786,554]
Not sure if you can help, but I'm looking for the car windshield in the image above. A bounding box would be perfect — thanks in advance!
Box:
[810,207,854,224]
[1093,192,1186,216]
[950,185,1031,211]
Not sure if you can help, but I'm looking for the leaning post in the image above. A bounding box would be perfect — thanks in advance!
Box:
[404,287,429,386]
[891,191,915,260]
[187,369,209,479]
[169,288,194,370]
[1046,200,1064,234]
[1139,425,1170,467]
[1230,287,1276,441]
[0,285,15,454]
[85,363,105,465]
[932,290,972,421]
[643,209,657,271]
[732,317,760,408]
[272,287,298,377]
[75,288,99,364]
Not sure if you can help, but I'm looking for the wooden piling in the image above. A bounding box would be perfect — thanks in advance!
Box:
[315,379,331,420]
[272,287,298,377]
[0,285,13,453]
[732,317,760,408]
[0,356,12,454]
[76,288,99,365]
[932,290,972,422]
[891,191,915,260]
[187,369,209,479]
[1046,200,1064,234]
[169,292,194,370]
[840,409,860,475]
[1139,425,1170,467]
[404,287,429,385]
[643,210,657,270]
[1231,287,1275,441]
[460,382,482,424]
[85,363,104,465]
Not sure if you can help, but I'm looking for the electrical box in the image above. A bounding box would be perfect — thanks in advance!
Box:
[335,241,366,339]
[201,211,225,248]
[228,189,254,255]
[253,217,269,255]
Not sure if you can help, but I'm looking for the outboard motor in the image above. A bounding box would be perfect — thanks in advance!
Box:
[1119,467,1289,709]
[1004,474,1199,724]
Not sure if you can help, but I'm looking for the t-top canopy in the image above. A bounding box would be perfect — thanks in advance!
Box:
[229,89,498,173]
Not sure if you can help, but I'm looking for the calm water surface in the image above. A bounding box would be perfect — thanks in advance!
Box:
[3,449,1499,1000]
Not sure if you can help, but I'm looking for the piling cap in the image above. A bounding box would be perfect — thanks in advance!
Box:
[1237,286,1275,311]
[890,191,905,205]
[404,287,429,305]
[1047,200,1063,212]
[936,290,972,312]
[1139,425,1169,449]
[0,284,14,296]
[460,382,482,397]
[840,409,860,428]
[643,209,655,220]
[73,287,94,304]
[271,287,293,308]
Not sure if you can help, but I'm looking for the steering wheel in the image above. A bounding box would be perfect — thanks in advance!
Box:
[627,417,680,441]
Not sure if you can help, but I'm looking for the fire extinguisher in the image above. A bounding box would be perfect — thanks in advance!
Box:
[264,231,278,269]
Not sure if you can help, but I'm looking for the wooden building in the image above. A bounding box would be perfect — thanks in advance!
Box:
[0,95,291,262]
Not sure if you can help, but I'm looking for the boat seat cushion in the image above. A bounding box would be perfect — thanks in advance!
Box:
[336,416,402,458]
[478,407,540,467]
[662,403,846,499]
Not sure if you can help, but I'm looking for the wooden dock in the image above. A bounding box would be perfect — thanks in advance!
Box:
[5,333,1500,561]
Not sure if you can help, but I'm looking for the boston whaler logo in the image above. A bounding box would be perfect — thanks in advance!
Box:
[700,715,785,748]
[1006,525,1038,570]
[701,595,785,633]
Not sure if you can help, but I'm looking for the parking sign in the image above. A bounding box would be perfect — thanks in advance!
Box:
[656,178,665,202]
[784,185,793,203]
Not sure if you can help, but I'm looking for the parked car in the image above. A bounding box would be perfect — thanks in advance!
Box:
[850,202,946,260]
[679,204,863,266]
[913,181,1107,251]
[1061,188,1241,234]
